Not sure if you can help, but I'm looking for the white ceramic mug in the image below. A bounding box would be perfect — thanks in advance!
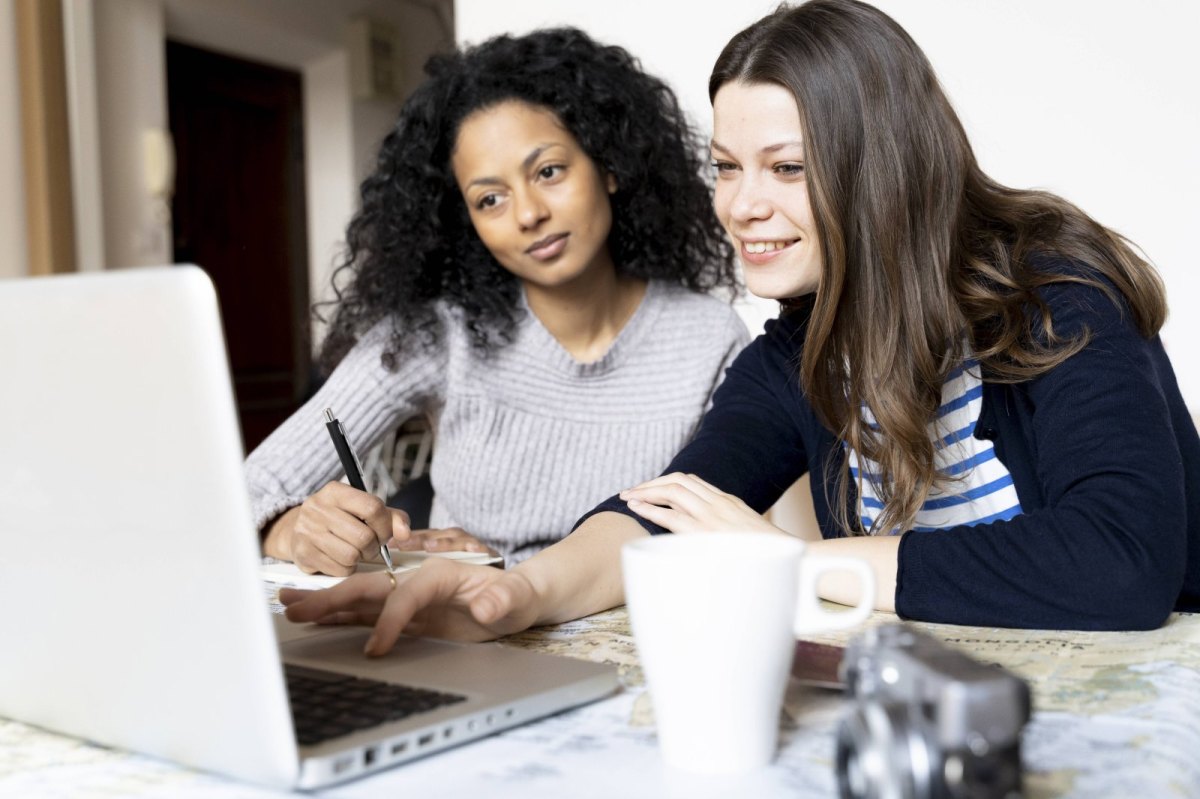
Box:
[622,531,875,774]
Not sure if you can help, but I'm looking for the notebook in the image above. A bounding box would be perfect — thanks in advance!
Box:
[0,266,618,790]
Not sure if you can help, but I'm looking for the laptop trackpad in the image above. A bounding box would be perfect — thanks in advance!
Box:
[281,625,467,665]
[279,625,603,703]
[279,627,504,690]
[272,613,372,645]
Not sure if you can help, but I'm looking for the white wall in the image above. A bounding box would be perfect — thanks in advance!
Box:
[303,50,356,341]
[457,0,1200,409]
[62,0,105,272]
[93,0,171,270]
[0,0,29,279]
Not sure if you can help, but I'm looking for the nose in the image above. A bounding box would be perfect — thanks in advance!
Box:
[725,173,772,225]
[513,188,549,231]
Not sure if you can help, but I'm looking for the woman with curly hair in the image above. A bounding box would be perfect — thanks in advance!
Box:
[247,28,747,574]
[282,0,1199,644]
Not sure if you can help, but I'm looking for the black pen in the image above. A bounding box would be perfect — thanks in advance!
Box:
[324,407,395,572]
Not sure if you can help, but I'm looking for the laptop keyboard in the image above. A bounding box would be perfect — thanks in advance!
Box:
[285,663,467,746]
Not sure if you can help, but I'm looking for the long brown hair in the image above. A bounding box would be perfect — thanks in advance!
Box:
[710,0,1167,535]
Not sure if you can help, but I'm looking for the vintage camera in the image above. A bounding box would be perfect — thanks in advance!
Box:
[835,624,1031,799]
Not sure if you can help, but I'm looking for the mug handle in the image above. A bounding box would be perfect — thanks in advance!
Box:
[793,555,875,635]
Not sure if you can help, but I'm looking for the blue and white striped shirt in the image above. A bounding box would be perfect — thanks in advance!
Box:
[848,359,1023,534]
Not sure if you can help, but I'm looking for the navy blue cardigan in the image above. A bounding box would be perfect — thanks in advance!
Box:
[581,272,1200,631]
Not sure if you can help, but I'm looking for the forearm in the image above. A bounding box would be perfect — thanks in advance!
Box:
[807,535,899,612]
[515,512,647,625]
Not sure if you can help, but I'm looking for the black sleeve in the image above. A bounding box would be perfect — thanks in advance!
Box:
[574,314,815,534]
[896,279,1189,630]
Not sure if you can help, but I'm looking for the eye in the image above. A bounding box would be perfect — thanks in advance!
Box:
[710,160,739,177]
[773,163,806,178]
[537,164,565,180]
[475,193,500,210]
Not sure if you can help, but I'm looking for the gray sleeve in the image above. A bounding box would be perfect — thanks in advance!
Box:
[243,320,448,530]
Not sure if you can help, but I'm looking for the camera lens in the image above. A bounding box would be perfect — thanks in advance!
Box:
[836,702,937,799]
[943,744,1025,799]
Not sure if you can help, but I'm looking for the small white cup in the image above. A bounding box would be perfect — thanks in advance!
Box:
[622,531,875,774]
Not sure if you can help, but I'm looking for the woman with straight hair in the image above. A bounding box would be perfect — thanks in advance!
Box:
[282,0,1199,646]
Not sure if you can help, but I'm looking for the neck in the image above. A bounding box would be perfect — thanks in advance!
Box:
[524,268,648,364]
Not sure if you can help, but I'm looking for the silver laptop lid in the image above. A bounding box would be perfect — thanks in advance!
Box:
[0,267,298,787]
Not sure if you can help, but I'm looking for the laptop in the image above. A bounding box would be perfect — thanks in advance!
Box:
[0,266,618,790]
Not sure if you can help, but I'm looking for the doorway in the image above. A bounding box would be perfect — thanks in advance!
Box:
[167,41,311,454]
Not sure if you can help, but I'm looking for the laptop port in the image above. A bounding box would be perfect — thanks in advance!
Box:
[364,747,377,767]
[443,726,453,739]
[417,732,435,748]
[391,740,408,755]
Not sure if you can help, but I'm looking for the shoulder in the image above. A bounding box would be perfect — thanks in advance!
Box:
[332,307,460,376]
[336,317,394,362]
[997,256,1172,409]
[1022,254,1135,338]
[650,281,741,319]
[714,302,812,395]
[429,299,467,334]
[645,282,750,345]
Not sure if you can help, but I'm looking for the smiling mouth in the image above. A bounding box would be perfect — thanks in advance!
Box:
[742,238,800,254]
[526,233,569,259]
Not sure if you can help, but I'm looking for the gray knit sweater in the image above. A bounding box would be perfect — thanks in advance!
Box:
[244,280,750,563]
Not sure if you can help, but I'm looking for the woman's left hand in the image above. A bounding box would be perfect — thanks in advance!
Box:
[392,527,499,556]
[619,472,785,535]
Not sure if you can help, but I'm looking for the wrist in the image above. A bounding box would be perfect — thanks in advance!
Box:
[509,515,641,627]
[510,560,553,626]
[261,506,299,560]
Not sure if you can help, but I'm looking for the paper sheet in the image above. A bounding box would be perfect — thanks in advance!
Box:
[259,550,503,590]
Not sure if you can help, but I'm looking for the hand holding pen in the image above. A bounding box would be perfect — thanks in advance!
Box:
[324,408,398,572]
[259,409,414,576]
[260,407,497,575]
[262,471,411,577]
[324,411,501,562]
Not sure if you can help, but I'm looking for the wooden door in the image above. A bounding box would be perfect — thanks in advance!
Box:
[167,41,310,454]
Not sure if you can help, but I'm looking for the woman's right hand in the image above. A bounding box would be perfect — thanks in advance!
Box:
[264,481,411,576]
[279,558,542,652]
[281,511,644,652]
[394,527,499,556]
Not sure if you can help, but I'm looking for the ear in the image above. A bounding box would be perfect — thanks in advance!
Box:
[606,172,618,194]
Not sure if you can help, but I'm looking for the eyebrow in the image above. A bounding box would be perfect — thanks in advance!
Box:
[710,139,806,155]
[466,143,563,189]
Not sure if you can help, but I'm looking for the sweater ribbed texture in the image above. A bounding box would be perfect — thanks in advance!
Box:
[244,281,749,563]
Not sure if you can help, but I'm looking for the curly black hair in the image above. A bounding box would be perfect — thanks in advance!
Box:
[317,27,739,372]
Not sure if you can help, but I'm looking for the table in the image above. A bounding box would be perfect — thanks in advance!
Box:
[3,601,1199,798]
